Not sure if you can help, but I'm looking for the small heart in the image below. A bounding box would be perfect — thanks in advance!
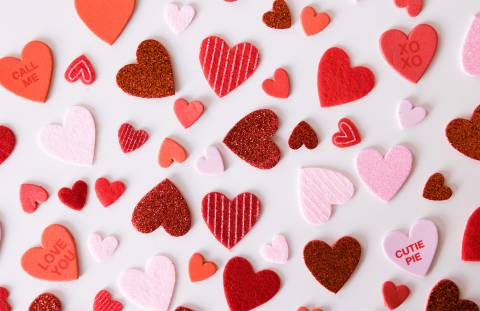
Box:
[300,6,330,37]
[64,55,95,85]
[426,280,479,311]
[297,308,323,311]
[260,235,289,264]
[262,68,290,98]
[88,233,119,262]
[94,290,122,311]
[175,308,194,311]
[462,17,480,77]
[28,293,61,311]
[462,207,480,261]
[95,177,125,207]
[164,4,195,34]
[173,98,204,129]
[58,180,88,211]
[0,287,11,311]
[0,126,15,165]
[289,121,318,150]
[118,123,148,154]
[158,138,187,168]
[382,281,410,310]
[188,253,217,282]
[332,118,361,148]
[423,173,452,201]
[196,145,224,175]
[262,0,291,29]
[446,104,480,161]
[398,99,426,129]
[20,184,49,214]
[394,0,422,17]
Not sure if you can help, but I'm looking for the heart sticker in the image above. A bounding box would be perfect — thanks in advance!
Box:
[426,280,479,311]
[262,68,290,99]
[446,104,480,161]
[88,233,118,262]
[173,98,204,129]
[164,4,195,34]
[0,287,11,311]
[20,184,49,214]
[95,177,125,207]
[64,55,95,85]
[462,207,480,261]
[94,290,122,311]
[196,145,224,175]
[394,0,422,17]
[382,281,409,310]
[260,234,289,264]
[262,0,291,29]
[118,123,148,154]
[29,293,61,311]
[332,118,361,148]
[398,99,426,129]
[288,121,319,150]
[300,6,330,37]
[188,253,217,282]
[422,173,452,201]
[158,138,187,168]
[58,180,88,211]
[462,17,480,77]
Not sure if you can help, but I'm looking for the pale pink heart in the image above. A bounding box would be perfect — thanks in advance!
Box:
[260,235,289,264]
[118,255,175,311]
[356,145,412,202]
[38,106,95,166]
[164,4,195,34]
[383,219,438,278]
[398,99,426,129]
[88,233,118,262]
[299,168,354,225]
[196,145,224,175]
[462,16,480,76]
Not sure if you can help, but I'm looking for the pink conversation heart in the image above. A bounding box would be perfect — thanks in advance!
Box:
[88,233,118,262]
[398,99,426,129]
[462,16,480,77]
[299,168,354,225]
[118,255,175,311]
[196,145,224,175]
[383,219,438,278]
[164,4,195,34]
[38,106,95,166]
[261,235,288,264]
[356,145,412,202]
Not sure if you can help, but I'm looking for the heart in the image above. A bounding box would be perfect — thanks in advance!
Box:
[94,290,122,311]
[289,121,318,150]
[21,224,78,282]
[223,109,280,170]
[262,0,291,29]
[462,17,480,77]
[262,68,290,98]
[164,4,195,34]
[297,308,323,311]
[426,279,479,311]
[304,236,361,293]
[446,104,480,161]
[118,123,148,154]
[380,24,437,84]
[119,255,175,311]
[175,308,193,311]
[398,99,426,129]
[383,219,438,278]
[201,192,260,250]
[74,0,135,45]
[173,98,204,129]
[223,257,280,311]
[38,106,96,166]
[199,36,259,98]
[0,126,15,165]
[0,41,52,103]
[356,145,413,202]
[196,145,224,175]
[28,293,61,311]
[394,0,422,17]
[382,281,410,310]
[299,168,355,225]
[188,253,217,282]
[88,233,119,262]
[300,6,330,37]
[462,207,480,261]
[58,180,88,211]
[132,178,191,237]
[317,47,375,107]
[20,184,49,214]
[332,118,361,148]
[423,173,452,201]
[117,39,175,98]
[158,138,187,168]
[64,55,95,85]
[260,235,289,264]
[0,287,11,311]
[95,177,125,207]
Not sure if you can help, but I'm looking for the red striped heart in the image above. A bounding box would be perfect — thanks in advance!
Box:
[94,290,122,311]
[199,36,259,98]
[118,123,148,153]
[332,118,361,148]
[64,55,95,85]
[201,192,260,250]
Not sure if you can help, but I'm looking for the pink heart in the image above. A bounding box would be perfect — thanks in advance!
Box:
[383,219,438,278]
[462,16,480,77]
[164,4,195,34]
[88,233,118,262]
[38,106,95,166]
[196,145,224,175]
[260,235,289,264]
[118,255,175,311]
[173,98,204,129]
[356,145,412,202]
[398,99,426,129]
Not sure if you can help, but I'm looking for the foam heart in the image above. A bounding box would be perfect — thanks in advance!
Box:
[262,0,291,29]
[95,177,125,207]
[260,235,288,264]
[29,293,61,311]
[158,138,187,168]
[196,145,224,175]
[0,287,10,311]
[332,118,361,148]
[173,98,204,129]
[394,0,422,17]
[462,206,480,261]
[423,173,452,201]
[94,290,122,311]
[118,255,175,311]
[38,106,96,166]
[356,145,412,202]
[426,280,479,311]
[262,68,290,98]
[20,184,48,214]
[164,4,195,34]
[188,253,217,282]
[446,104,480,160]
[288,121,318,150]
[398,99,426,129]
[58,180,88,211]
[118,123,148,154]
[382,281,409,310]
[88,233,118,262]
[462,17,480,77]
[64,55,95,85]
[300,6,330,37]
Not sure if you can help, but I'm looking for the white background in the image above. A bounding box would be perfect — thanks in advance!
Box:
[0,0,479,310]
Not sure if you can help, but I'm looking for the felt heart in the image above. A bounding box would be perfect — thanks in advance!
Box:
[118,255,175,311]
[426,280,479,311]
[262,0,291,29]
[289,121,318,150]
[164,4,195,34]
[299,168,355,225]
[199,36,259,98]
[95,177,125,207]
[423,173,452,201]
[118,123,148,154]
[117,40,175,98]
[223,109,280,170]
[196,145,224,175]
[383,219,438,278]
[201,192,260,250]
[0,288,10,311]
[58,180,88,211]
[446,104,480,161]
[300,6,330,37]
[380,24,437,84]
[304,236,361,293]
[382,281,409,310]
[74,0,135,45]
[94,290,122,311]
[332,118,361,148]
[394,0,422,17]
[158,138,187,168]
[0,126,15,165]
[262,68,290,98]
[356,145,413,202]
[188,253,217,282]
[64,55,95,85]
[88,233,118,262]
[462,207,480,261]
[20,184,49,214]
[29,293,61,311]
[462,17,480,77]
[21,224,78,282]
[38,106,96,166]
[132,178,191,237]
[173,98,204,129]
[223,257,280,311]
[317,47,375,108]
[260,234,289,264]
[398,99,426,129]
[0,41,52,103]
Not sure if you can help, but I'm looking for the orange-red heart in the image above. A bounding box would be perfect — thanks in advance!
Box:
[262,68,290,99]
[188,253,217,282]
[300,6,330,37]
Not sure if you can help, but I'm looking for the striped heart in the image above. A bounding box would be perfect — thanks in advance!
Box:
[118,123,148,154]
[332,118,361,148]
[94,290,122,311]
[201,192,260,250]
[199,36,259,98]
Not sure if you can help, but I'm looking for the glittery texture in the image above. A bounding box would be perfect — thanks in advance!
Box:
[426,280,479,311]
[262,0,291,29]
[0,126,15,165]
[0,287,11,311]
[398,99,426,129]
[462,17,480,76]
[58,180,88,211]
[446,105,480,161]
[462,207,480,261]
[303,237,361,294]
[393,0,422,17]
[288,121,318,150]
[382,281,409,310]
[332,118,361,148]
[118,123,148,153]
[28,293,61,311]
[423,173,452,201]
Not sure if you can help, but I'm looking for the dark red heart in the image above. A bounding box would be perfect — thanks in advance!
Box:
[58,180,88,211]
[462,207,480,261]
[426,279,479,311]
[64,55,95,85]
[382,281,409,310]
[0,288,11,311]
[394,0,422,17]
[94,290,122,311]
[446,104,480,161]
[28,293,61,311]
[288,121,318,150]
[175,308,193,311]
[332,118,361,148]
[0,126,15,165]
[118,123,148,154]
[262,0,291,29]
[94,177,125,207]
[422,173,452,201]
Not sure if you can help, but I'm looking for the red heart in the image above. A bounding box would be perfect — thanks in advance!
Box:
[64,55,95,85]
[0,288,11,311]
[382,281,409,310]
[223,257,280,311]
[175,308,193,311]
[394,0,422,17]
[173,98,204,129]
[188,253,217,282]
[29,293,61,311]
[300,6,330,37]
[426,280,478,311]
[58,180,88,211]
[262,68,290,98]
[380,24,437,84]
[118,123,148,154]
[446,104,480,161]
[200,36,259,98]
[422,173,452,201]
[94,290,122,311]
[94,178,125,208]
[288,121,318,150]
[20,184,49,214]
[332,118,361,148]
[201,192,260,250]
[158,138,187,168]
[462,207,480,261]
[317,47,375,108]
[0,126,15,165]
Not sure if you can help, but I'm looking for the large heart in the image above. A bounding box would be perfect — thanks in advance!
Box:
[446,104,480,161]
[21,224,78,282]
[426,280,479,311]
[94,290,122,311]
[462,207,480,261]
[199,36,259,98]
[201,192,260,250]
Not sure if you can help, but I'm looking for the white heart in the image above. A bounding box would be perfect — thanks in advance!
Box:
[196,145,224,175]
[164,4,195,34]
[398,99,426,129]
[260,235,289,264]
[88,233,118,262]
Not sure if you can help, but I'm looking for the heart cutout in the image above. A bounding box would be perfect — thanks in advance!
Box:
[164,4,195,34]
[58,180,88,211]
[398,99,426,129]
[260,234,289,264]
[332,118,361,148]
[173,98,204,129]
[289,121,318,150]
[262,68,290,98]
[297,308,323,311]
[446,104,480,161]
[94,290,122,311]
[0,287,11,311]
[462,17,480,77]
[20,184,49,214]
[196,145,224,175]
[188,253,217,282]
[300,6,330,37]
[118,123,148,154]
[65,55,95,85]
[262,0,291,29]
[29,293,61,311]
[158,138,187,168]
[394,0,422,17]
[88,233,119,262]
[382,281,409,310]
[426,280,479,311]
[462,207,480,261]
[423,173,452,201]
[95,177,125,207]
[0,126,15,165]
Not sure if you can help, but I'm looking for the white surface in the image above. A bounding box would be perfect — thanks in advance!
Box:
[0,0,479,310]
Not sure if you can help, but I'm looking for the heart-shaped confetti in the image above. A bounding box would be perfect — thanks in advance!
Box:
[260,234,289,264]
[94,290,122,311]
[423,173,452,201]
[262,0,291,29]
[262,68,290,99]
[58,180,88,211]
[300,6,330,37]
[398,99,426,129]
[446,104,480,161]
[394,0,422,17]
[0,288,10,311]
[95,177,125,207]
[382,281,409,310]
[462,207,480,261]
[297,308,323,311]
[88,233,119,262]
[426,280,479,311]
[173,98,204,129]
[118,123,148,154]
[28,293,61,311]
[0,126,15,165]
[20,184,49,214]
[196,145,224,175]
[332,118,361,148]
[164,4,195,34]
[462,17,480,77]
[288,121,318,150]
[158,138,187,168]
[188,253,217,282]
[64,55,95,85]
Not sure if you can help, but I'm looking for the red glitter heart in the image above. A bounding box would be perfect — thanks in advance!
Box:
[94,177,125,207]
[382,281,409,310]
[262,0,292,29]
[175,308,193,311]
[446,104,480,161]
[58,180,88,211]
[0,288,10,311]
[332,118,361,148]
[0,126,15,165]
[118,123,148,154]
[288,121,318,150]
[422,173,452,201]
[462,207,480,261]
[64,55,95,85]
[94,290,122,311]
[426,279,478,311]
[28,293,61,311]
